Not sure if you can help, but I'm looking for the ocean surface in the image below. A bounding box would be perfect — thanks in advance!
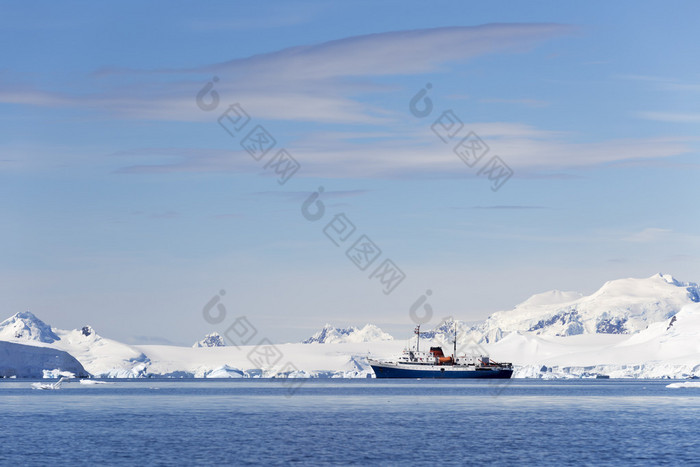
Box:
[1,379,699,466]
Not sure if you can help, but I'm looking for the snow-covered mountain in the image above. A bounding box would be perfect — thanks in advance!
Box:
[492,302,700,379]
[0,311,149,378]
[477,273,699,342]
[193,332,226,348]
[1,273,699,379]
[0,311,60,343]
[303,324,394,344]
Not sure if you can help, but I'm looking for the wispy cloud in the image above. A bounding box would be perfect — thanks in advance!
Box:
[111,147,254,174]
[636,111,700,123]
[615,74,700,92]
[0,24,574,124]
[606,257,629,263]
[624,227,672,243]
[7,23,689,180]
[252,190,368,202]
[462,205,548,210]
[479,97,550,107]
[110,128,692,179]
[614,74,676,83]
[131,210,180,220]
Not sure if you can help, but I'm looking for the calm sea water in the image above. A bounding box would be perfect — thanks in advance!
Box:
[1,379,698,466]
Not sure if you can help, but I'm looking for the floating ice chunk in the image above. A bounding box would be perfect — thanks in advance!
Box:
[31,376,69,390]
[79,379,112,385]
[666,381,700,388]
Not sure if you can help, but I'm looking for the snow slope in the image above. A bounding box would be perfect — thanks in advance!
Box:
[52,326,150,378]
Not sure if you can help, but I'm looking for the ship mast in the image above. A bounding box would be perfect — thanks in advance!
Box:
[453,321,457,365]
[414,325,421,353]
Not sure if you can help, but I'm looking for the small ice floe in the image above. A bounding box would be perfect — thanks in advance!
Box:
[666,381,700,389]
[31,376,69,390]
[79,379,112,385]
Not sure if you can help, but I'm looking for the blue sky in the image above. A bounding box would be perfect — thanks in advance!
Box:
[1,1,699,344]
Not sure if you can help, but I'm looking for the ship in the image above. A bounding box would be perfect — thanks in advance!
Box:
[368,324,513,379]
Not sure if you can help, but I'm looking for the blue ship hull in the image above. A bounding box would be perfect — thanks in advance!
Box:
[371,364,513,379]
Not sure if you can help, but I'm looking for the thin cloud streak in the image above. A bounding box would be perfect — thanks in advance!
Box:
[252,190,369,202]
[110,130,692,179]
[463,205,548,210]
[0,24,574,125]
[480,97,550,107]
[637,111,700,123]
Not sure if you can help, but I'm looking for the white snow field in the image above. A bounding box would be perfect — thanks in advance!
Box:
[1,274,698,379]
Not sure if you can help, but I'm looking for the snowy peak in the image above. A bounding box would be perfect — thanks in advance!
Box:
[591,274,698,301]
[193,332,226,348]
[516,290,583,308]
[658,273,678,285]
[0,311,60,343]
[303,324,393,344]
[481,274,700,341]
